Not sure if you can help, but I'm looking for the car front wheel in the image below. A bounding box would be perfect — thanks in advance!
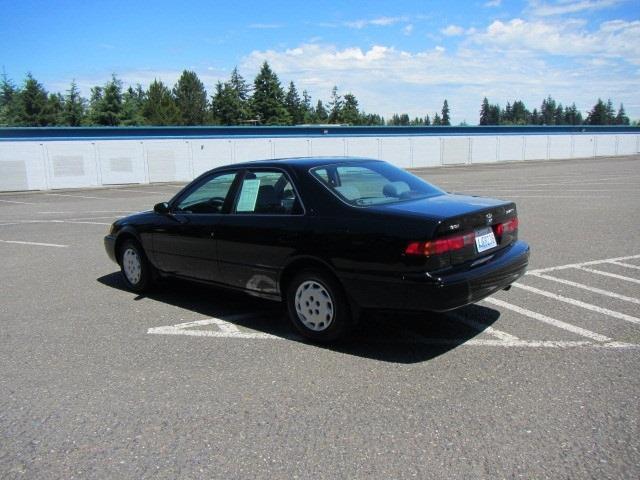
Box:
[286,269,352,342]
[119,239,154,293]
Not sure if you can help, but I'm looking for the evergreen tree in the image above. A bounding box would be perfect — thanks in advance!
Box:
[615,103,629,125]
[605,99,615,124]
[143,79,179,125]
[90,75,122,126]
[43,93,64,125]
[531,108,540,125]
[488,105,500,125]
[340,93,360,125]
[327,86,343,124]
[511,100,528,125]
[540,96,557,125]
[251,61,289,125]
[120,85,146,126]
[0,71,19,125]
[63,81,85,126]
[479,98,490,125]
[432,113,442,125]
[211,68,252,125]
[586,98,608,125]
[554,103,564,125]
[301,90,313,123]
[504,102,512,124]
[173,70,208,125]
[17,73,48,126]
[314,100,328,123]
[424,114,431,126]
[441,99,450,126]
[284,81,303,125]
[563,103,582,125]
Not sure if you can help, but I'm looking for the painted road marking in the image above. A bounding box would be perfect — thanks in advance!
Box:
[0,239,68,248]
[528,254,640,274]
[147,316,638,349]
[0,199,39,205]
[109,188,176,195]
[483,297,611,342]
[576,267,640,285]
[46,193,105,200]
[512,283,640,325]
[608,261,640,270]
[148,316,281,339]
[529,272,640,305]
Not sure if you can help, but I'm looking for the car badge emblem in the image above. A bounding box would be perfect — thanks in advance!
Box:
[485,213,493,225]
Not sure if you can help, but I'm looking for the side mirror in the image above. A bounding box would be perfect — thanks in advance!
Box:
[154,202,170,215]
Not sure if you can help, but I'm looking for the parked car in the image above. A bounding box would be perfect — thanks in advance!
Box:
[105,157,529,341]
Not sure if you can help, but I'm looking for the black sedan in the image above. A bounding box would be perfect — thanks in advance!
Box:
[105,157,529,341]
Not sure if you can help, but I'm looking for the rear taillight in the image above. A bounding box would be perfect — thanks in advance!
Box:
[405,232,475,256]
[495,217,518,237]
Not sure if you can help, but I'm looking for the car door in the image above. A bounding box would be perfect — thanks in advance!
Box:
[215,168,309,297]
[151,170,239,281]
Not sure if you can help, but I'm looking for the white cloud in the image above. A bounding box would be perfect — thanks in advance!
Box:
[240,29,640,123]
[527,0,626,17]
[403,24,414,36]
[441,24,465,36]
[343,16,407,29]
[484,0,502,7]
[474,17,640,63]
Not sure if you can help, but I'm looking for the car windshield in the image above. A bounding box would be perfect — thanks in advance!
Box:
[310,161,444,206]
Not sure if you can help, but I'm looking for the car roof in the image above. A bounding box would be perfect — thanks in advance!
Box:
[231,156,381,170]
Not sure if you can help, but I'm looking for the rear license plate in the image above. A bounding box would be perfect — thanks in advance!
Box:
[475,227,497,253]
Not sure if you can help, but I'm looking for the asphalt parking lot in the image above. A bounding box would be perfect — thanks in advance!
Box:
[1,154,639,479]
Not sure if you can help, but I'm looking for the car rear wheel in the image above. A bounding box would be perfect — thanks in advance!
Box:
[119,239,154,293]
[286,269,352,342]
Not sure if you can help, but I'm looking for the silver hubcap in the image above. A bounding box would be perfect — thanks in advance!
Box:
[122,248,142,285]
[295,280,334,332]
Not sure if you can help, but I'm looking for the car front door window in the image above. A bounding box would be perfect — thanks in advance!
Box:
[175,172,237,214]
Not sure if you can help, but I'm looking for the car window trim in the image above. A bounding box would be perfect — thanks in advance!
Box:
[229,166,306,216]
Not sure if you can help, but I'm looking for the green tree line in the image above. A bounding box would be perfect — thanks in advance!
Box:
[0,63,634,127]
[478,96,630,126]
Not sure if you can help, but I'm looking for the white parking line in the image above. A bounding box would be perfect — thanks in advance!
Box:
[512,283,640,325]
[608,261,640,270]
[109,188,176,195]
[449,313,520,341]
[529,254,640,274]
[0,239,68,248]
[0,199,39,205]
[46,193,105,200]
[483,297,611,342]
[529,272,640,305]
[576,267,640,285]
[147,316,639,349]
[148,316,281,339]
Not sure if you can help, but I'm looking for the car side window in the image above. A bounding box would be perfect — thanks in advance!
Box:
[175,172,237,214]
[234,170,303,215]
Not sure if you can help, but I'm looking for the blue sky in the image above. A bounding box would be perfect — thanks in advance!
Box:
[1,0,639,123]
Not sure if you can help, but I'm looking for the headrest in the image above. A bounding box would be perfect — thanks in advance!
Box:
[383,181,410,198]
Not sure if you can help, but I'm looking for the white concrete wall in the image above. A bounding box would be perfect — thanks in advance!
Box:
[0,133,638,191]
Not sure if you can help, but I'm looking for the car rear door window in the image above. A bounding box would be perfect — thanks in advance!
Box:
[234,170,303,215]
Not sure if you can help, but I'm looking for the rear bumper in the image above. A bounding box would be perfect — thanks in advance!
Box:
[104,235,118,264]
[342,241,530,312]
[403,240,529,311]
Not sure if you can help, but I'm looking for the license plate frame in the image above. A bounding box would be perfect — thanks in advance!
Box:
[475,227,497,253]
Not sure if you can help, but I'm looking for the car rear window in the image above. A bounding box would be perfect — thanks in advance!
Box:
[310,161,444,206]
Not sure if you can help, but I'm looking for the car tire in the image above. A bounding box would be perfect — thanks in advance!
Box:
[286,269,352,342]
[119,239,154,293]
